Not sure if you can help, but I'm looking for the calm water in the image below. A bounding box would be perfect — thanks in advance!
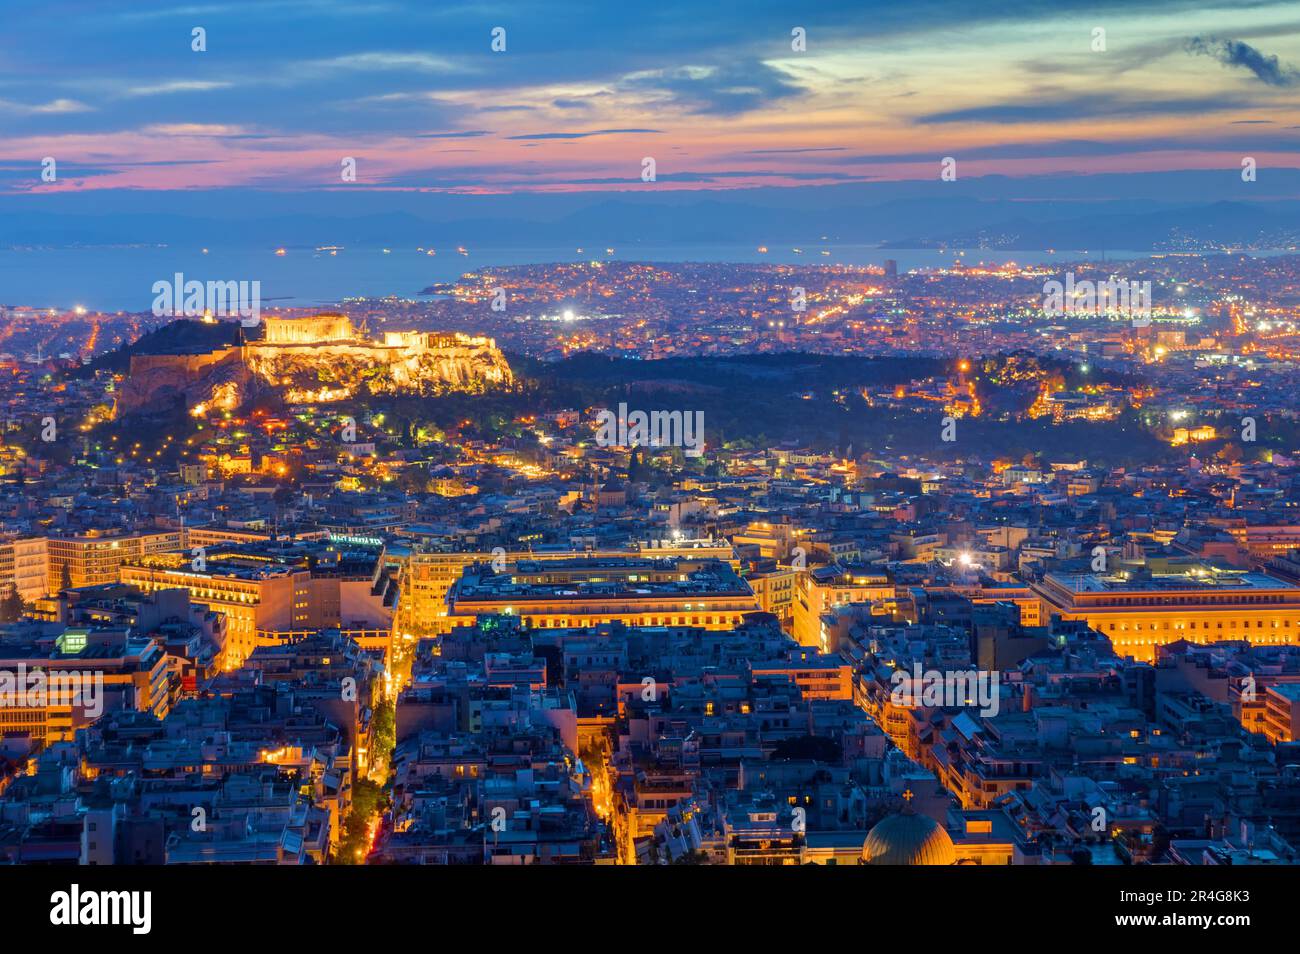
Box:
[0,244,1162,312]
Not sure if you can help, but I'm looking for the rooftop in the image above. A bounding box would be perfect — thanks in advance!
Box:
[1044,568,1296,595]
[452,557,752,602]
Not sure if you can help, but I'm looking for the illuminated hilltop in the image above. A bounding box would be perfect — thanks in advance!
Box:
[117,314,513,416]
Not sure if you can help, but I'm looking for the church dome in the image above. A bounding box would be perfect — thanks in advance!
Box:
[862,812,956,865]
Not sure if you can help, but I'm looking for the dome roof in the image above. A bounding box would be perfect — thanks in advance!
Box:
[862,812,956,866]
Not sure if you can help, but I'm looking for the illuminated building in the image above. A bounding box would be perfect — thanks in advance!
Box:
[184,526,312,550]
[121,540,398,669]
[723,797,806,865]
[1032,564,1300,663]
[47,531,183,594]
[0,537,48,603]
[1244,532,1300,561]
[391,540,736,634]
[0,629,173,747]
[744,564,798,623]
[446,557,758,631]
[793,564,895,650]
[263,313,354,344]
[750,652,852,700]
[1170,425,1217,446]
[1262,684,1300,743]
[38,528,291,606]
[244,630,381,775]
[49,584,226,689]
[731,521,801,560]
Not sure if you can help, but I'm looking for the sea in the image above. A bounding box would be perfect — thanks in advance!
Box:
[0,243,1267,313]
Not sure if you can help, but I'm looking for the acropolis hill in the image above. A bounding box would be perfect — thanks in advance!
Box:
[118,314,513,415]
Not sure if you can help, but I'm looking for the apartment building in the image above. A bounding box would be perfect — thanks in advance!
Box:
[0,537,47,603]
[793,563,895,650]
[121,540,398,669]
[46,530,182,593]
[0,627,174,748]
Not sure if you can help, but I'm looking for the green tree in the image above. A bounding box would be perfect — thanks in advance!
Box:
[0,592,24,622]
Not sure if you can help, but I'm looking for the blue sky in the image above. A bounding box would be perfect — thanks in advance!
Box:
[0,0,1297,195]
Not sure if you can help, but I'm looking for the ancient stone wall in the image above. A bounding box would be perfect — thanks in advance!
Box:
[118,348,248,414]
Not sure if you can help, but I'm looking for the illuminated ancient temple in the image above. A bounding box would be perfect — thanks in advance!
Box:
[262,314,355,345]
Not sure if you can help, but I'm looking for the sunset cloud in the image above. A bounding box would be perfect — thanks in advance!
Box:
[0,0,1295,194]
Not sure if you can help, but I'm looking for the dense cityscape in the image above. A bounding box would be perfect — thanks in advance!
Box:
[2,250,1300,874]
[6,0,1300,938]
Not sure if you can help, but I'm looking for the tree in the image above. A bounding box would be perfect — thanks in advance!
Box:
[398,464,431,494]
[335,777,385,865]
[371,701,396,770]
[0,591,23,622]
[1216,442,1243,463]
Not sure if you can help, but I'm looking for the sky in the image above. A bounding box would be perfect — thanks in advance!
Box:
[1,0,1298,196]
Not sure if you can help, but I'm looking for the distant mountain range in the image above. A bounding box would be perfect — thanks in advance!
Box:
[886,200,1300,251]
[5,171,1298,252]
